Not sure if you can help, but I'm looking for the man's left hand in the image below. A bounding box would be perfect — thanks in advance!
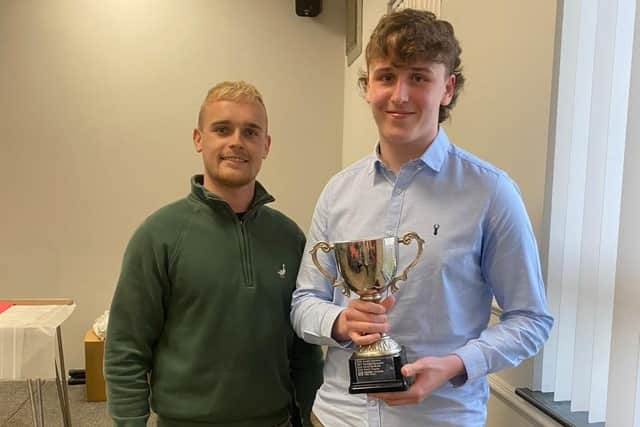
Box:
[369,354,465,406]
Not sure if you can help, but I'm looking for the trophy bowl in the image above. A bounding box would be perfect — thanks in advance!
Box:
[310,232,424,394]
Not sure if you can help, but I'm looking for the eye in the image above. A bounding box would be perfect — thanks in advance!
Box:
[243,127,259,138]
[412,73,428,83]
[375,73,395,84]
[212,125,231,136]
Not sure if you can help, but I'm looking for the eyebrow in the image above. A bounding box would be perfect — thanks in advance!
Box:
[209,120,263,131]
[372,65,435,74]
[409,66,435,73]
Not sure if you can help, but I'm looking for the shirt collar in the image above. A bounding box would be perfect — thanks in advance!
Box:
[368,127,451,175]
[419,127,450,172]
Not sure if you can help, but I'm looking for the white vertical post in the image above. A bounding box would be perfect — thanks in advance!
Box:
[570,0,618,415]
[553,0,597,401]
[540,0,582,394]
[588,0,635,421]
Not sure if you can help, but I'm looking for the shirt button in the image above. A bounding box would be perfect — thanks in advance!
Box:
[367,398,377,407]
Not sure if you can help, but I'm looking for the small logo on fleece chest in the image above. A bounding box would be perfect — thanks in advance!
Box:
[277,264,287,279]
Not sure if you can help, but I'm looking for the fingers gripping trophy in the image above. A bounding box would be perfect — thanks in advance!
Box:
[310,232,424,394]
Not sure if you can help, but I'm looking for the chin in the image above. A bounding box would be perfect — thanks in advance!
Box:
[219,175,255,188]
[382,133,414,145]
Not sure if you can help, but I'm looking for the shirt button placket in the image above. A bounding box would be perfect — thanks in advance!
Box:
[386,185,404,237]
[366,397,381,427]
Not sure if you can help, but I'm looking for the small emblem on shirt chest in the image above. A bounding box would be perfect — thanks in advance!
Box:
[277,264,287,279]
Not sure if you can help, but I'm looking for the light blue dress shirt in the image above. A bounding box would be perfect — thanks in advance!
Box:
[291,129,553,427]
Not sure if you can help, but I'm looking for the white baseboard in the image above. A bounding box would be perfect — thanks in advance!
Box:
[488,375,559,427]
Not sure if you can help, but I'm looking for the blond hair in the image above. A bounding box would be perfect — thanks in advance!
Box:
[197,80,267,129]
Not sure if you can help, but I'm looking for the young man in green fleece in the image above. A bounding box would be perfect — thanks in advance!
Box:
[104,80,324,427]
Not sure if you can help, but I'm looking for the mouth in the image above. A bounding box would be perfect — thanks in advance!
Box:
[386,111,415,119]
[220,155,248,163]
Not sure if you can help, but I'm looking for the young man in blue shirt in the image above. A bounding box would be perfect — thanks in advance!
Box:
[292,9,553,427]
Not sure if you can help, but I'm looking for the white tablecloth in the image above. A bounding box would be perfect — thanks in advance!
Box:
[0,304,75,380]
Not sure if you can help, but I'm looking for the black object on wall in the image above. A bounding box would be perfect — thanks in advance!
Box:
[295,0,322,17]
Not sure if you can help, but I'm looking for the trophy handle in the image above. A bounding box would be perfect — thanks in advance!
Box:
[310,241,352,297]
[388,232,425,293]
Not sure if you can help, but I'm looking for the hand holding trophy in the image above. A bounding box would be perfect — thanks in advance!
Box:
[310,232,424,394]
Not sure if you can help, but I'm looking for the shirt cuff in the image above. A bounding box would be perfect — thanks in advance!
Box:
[302,305,353,349]
[453,343,488,385]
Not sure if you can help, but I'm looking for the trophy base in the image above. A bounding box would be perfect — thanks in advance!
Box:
[348,347,410,394]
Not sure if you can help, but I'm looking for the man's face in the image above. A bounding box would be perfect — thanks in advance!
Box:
[366,58,455,148]
[193,99,271,193]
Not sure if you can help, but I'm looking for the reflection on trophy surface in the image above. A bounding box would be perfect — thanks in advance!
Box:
[310,232,424,394]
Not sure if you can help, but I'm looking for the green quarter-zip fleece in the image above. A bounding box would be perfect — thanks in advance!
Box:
[105,175,323,427]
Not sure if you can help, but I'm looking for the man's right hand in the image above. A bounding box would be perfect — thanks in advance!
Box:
[331,295,395,345]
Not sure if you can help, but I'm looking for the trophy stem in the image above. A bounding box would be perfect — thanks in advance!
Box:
[359,291,384,303]
[355,335,402,357]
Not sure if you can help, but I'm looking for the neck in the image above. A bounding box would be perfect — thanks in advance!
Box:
[203,177,255,213]
[379,129,439,173]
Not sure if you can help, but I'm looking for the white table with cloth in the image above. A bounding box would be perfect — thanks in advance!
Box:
[0,299,75,427]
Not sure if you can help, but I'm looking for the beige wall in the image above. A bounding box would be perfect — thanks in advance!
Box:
[441,1,556,239]
[341,0,387,166]
[486,394,553,427]
[0,0,345,370]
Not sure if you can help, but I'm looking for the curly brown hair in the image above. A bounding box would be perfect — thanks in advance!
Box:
[358,9,465,123]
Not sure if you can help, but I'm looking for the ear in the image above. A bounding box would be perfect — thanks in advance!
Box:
[193,128,203,153]
[364,87,372,104]
[262,135,272,159]
[441,74,456,106]
[363,78,372,104]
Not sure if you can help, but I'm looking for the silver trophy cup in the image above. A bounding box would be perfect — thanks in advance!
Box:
[310,232,424,393]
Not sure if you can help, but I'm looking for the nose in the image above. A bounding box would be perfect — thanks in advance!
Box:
[229,128,245,145]
[390,80,409,104]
